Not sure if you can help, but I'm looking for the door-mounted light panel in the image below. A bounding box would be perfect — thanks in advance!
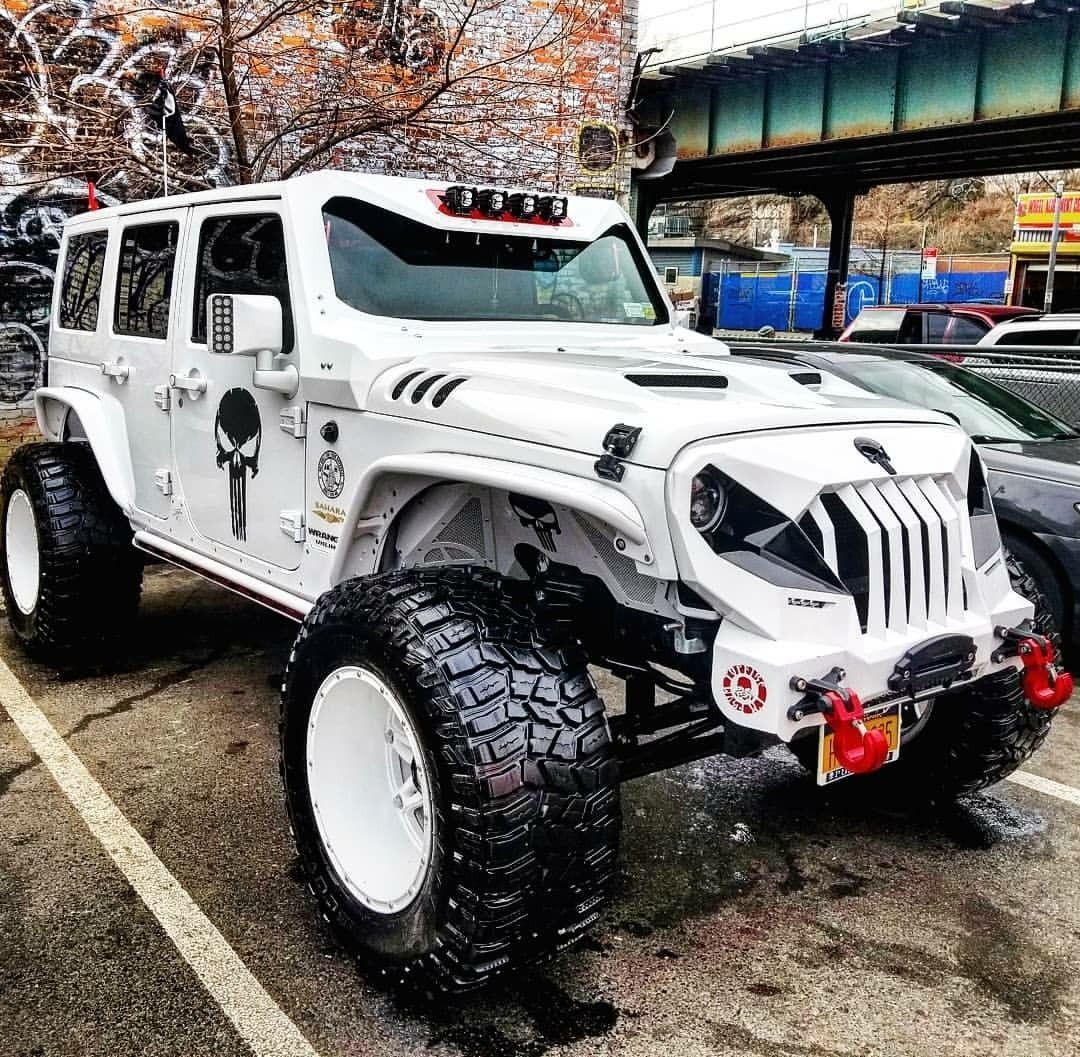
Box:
[438,185,569,225]
[209,294,234,355]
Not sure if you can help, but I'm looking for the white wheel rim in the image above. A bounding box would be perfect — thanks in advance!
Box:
[5,489,40,616]
[306,666,433,914]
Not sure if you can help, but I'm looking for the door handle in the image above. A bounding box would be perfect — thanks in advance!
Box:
[169,371,208,394]
[101,360,130,381]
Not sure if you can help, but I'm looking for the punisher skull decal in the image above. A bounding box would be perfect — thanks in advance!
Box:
[215,388,261,541]
[509,493,561,552]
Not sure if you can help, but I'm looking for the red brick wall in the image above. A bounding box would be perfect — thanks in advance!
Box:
[0,0,638,462]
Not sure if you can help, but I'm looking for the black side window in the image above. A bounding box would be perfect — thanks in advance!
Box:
[114,222,178,339]
[997,328,1079,347]
[59,231,108,331]
[193,215,293,353]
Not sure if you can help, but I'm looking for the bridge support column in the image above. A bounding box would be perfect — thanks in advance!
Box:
[631,182,659,242]
[817,189,857,339]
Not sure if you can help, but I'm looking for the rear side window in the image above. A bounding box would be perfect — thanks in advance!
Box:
[945,317,988,344]
[995,328,1080,347]
[58,230,108,332]
[114,222,179,339]
[192,214,294,353]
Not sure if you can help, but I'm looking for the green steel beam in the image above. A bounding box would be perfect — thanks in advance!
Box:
[646,9,1080,173]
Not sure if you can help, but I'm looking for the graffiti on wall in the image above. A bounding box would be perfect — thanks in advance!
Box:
[0,0,448,428]
[1,0,630,444]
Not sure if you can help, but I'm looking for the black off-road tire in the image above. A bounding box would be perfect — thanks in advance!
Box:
[1003,532,1070,661]
[791,551,1064,799]
[0,442,142,665]
[280,568,620,993]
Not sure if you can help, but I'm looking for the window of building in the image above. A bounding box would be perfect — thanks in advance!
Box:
[58,230,108,332]
[114,222,179,339]
[192,214,294,353]
[663,266,679,285]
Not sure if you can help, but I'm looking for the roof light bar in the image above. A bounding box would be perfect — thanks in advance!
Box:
[438,185,568,224]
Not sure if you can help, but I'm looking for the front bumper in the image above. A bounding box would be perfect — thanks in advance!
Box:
[710,559,1032,743]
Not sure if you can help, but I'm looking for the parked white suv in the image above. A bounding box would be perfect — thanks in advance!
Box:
[0,172,1069,991]
[978,313,1080,348]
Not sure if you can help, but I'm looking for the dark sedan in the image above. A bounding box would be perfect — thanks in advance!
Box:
[732,344,1080,657]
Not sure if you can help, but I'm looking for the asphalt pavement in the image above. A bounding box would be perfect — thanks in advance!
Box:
[1,564,1079,1057]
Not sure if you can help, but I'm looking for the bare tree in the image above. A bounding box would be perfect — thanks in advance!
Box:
[1,0,624,198]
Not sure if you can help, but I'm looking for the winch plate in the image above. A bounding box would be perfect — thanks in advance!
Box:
[887,634,977,698]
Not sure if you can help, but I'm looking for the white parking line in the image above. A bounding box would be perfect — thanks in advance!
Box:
[1007,769,1080,808]
[0,657,321,1057]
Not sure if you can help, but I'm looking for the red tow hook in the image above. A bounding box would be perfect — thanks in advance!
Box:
[789,669,890,776]
[995,625,1074,711]
[821,689,890,775]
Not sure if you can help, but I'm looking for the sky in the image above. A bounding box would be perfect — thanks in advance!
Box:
[639,0,897,64]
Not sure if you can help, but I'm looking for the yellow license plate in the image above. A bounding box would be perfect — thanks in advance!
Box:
[817,704,901,786]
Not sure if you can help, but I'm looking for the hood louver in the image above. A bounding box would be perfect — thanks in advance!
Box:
[625,373,728,389]
[388,370,469,407]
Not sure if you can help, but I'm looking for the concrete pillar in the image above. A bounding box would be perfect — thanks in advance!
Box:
[817,189,857,339]
[630,182,659,242]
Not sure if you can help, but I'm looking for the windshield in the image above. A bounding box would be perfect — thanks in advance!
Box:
[846,359,1077,443]
[323,196,668,326]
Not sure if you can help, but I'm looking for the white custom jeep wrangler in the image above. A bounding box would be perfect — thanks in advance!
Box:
[1,172,1071,991]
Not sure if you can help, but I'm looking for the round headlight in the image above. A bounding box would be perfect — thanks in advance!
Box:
[690,472,727,533]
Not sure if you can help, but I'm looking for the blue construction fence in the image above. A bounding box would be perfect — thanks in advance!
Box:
[707,267,1010,333]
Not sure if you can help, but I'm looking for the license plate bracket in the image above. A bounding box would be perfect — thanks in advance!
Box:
[817,703,902,786]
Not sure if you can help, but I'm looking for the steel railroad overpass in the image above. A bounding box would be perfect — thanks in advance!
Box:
[636,0,1080,333]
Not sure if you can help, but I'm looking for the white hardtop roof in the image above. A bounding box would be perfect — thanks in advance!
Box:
[63,170,628,242]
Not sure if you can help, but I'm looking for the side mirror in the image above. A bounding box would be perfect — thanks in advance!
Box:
[208,293,297,398]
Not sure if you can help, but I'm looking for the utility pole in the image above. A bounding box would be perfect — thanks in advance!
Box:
[1045,179,1065,314]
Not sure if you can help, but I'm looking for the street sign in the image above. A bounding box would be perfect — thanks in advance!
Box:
[922,247,939,280]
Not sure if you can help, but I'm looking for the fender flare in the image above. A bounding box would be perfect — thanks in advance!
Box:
[329,452,656,584]
[34,386,136,516]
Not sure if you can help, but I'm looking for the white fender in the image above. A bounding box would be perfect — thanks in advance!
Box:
[34,387,137,515]
[329,452,654,585]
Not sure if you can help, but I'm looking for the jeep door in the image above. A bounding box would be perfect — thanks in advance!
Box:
[51,217,179,519]
[170,204,305,571]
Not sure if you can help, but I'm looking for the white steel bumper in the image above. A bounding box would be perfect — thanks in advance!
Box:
[710,561,1031,742]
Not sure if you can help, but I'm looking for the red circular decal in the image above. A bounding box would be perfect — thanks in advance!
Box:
[722,664,768,715]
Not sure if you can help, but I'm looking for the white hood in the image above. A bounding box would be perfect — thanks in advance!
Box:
[364,338,957,468]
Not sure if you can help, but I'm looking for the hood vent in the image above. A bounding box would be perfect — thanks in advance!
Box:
[790,371,822,388]
[389,369,469,406]
[625,373,728,389]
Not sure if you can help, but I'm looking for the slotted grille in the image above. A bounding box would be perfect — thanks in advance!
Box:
[799,476,964,637]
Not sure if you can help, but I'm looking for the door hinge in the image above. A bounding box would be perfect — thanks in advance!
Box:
[153,385,172,411]
[279,509,306,542]
[279,406,306,438]
[155,469,173,496]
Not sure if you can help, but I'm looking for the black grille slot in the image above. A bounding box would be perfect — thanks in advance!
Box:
[411,373,447,403]
[432,377,467,407]
[820,492,870,632]
[392,370,424,400]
